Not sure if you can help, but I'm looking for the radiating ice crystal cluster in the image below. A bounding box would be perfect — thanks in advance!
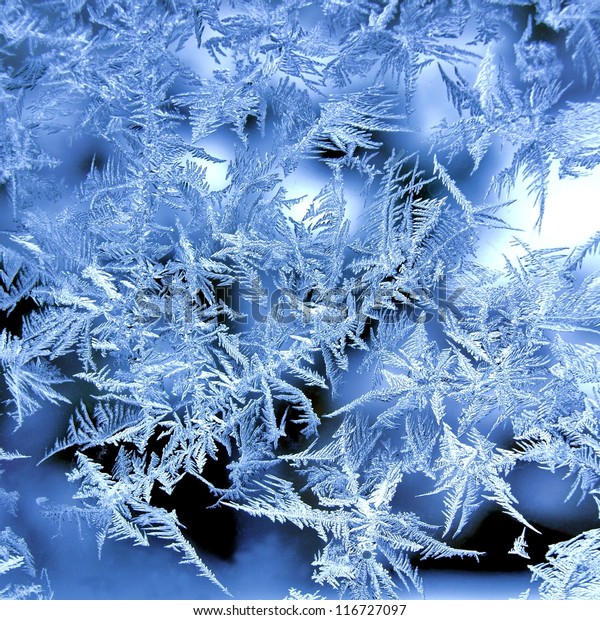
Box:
[1,0,600,600]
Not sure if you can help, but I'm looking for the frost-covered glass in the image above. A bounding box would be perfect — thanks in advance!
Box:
[1,0,600,601]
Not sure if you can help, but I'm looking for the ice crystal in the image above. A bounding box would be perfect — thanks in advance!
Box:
[1,0,600,600]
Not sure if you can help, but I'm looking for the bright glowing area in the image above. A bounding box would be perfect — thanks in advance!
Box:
[478,161,600,270]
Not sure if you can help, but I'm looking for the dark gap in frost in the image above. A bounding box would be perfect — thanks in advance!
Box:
[0,296,39,338]
[150,472,237,561]
[419,511,567,573]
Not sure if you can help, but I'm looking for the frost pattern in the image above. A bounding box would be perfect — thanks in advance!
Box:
[1,0,600,600]
[0,450,51,599]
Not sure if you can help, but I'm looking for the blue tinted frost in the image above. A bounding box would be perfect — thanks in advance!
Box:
[1,0,600,600]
